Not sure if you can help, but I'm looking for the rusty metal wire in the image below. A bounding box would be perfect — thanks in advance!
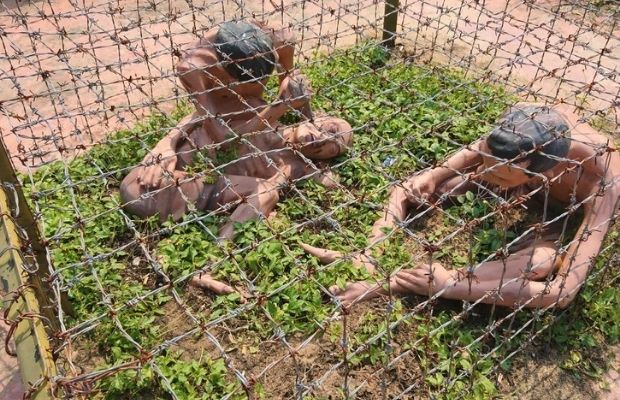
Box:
[0,1,619,399]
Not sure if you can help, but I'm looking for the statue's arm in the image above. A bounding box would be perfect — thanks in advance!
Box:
[254,21,314,119]
[542,143,620,308]
[232,72,312,136]
[551,188,619,306]
[369,141,484,244]
[272,26,295,77]
[145,111,203,162]
[177,45,219,115]
[252,20,296,78]
[175,45,237,144]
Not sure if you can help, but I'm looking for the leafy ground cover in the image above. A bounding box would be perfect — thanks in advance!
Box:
[22,43,619,399]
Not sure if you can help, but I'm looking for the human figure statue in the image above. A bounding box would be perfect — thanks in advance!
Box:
[303,103,620,309]
[120,113,352,294]
[120,113,352,237]
[176,20,312,145]
[120,18,354,295]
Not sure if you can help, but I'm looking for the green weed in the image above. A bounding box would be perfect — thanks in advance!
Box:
[19,42,619,399]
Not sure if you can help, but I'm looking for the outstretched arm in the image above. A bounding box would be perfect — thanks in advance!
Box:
[369,141,484,244]
[138,112,206,189]
[302,141,484,274]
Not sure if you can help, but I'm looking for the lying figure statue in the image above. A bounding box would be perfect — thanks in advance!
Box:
[303,103,620,309]
[119,113,352,294]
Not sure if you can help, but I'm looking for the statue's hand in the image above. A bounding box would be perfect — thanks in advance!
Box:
[300,243,376,274]
[398,262,451,296]
[139,150,178,189]
[403,173,436,204]
[279,70,312,109]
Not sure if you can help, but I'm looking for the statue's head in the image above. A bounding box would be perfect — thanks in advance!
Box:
[481,105,571,187]
[214,21,276,82]
[284,116,353,160]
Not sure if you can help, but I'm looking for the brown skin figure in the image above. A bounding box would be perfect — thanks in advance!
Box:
[120,115,353,295]
[121,20,353,296]
[303,103,620,309]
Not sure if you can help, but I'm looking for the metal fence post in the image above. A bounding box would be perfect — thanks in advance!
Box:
[0,138,63,331]
[382,0,400,48]
[0,137,61,398]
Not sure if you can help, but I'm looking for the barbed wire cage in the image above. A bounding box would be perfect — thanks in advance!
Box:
[0,0,619,399]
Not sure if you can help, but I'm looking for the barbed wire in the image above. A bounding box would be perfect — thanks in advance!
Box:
[1,1,619,399]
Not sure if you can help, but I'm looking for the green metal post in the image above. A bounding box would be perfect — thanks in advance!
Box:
[0,136,63,398]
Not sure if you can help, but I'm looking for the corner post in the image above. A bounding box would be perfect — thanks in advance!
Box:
[382,0,400,48]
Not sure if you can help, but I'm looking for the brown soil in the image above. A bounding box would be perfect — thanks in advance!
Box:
[505,342,619,400]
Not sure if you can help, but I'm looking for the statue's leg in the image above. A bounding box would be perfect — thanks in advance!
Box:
[190,174,281,297]
[211,174,281,240]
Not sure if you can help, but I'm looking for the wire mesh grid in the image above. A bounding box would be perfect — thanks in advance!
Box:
[0,0,619,399]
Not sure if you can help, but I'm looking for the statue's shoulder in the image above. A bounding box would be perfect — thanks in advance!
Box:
[249,19,296,46]
[180,34,219,65]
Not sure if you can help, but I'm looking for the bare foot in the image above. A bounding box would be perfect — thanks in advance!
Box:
[190,272,236,295]
[329,281,382,307]
[300,243,376,274]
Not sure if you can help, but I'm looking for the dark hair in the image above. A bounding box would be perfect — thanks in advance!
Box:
[486,105,571,174]
[214,21,276,82]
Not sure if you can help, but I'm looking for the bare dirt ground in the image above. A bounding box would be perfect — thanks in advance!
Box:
[507,343,620,400]
[1,0,619,398]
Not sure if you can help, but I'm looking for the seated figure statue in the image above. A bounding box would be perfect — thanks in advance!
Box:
[176,19,312,146]
[303,103,620,309]
[120,18,354,295]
